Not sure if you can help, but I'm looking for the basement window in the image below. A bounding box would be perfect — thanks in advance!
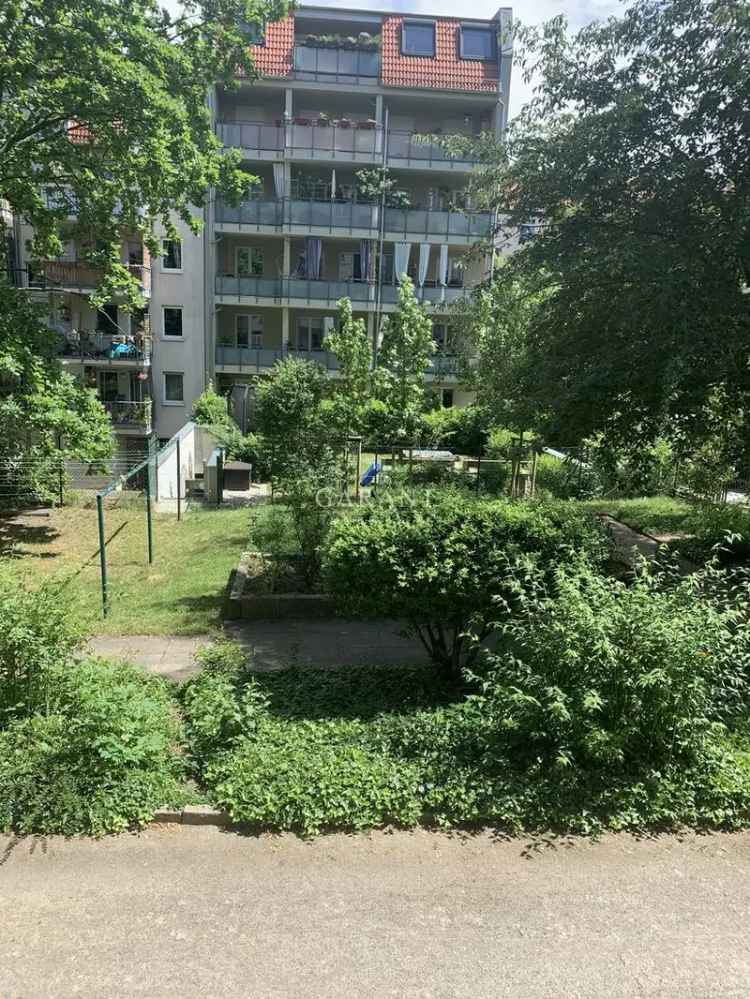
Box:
[402,21,435,58]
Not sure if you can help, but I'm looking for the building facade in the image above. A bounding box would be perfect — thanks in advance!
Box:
[11,3,513,447]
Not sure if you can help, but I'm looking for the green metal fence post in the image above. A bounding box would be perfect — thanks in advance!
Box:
[217,448,224,507]
[145,455,154,564]
[96,493,108,618]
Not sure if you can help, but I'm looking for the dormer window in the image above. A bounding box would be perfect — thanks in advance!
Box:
[402,21,435,58]
[460,25,496,61]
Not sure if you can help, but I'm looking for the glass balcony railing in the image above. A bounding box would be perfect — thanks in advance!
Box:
[387,131,480,169]
[293,45,380,81]
[214,199,492,239]
[216,121,284,152]
[215,345,340,371]
[215,275,376,305]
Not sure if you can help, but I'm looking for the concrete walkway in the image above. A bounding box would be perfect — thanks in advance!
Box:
[89,619,427,679]
[3,827,750,998]
[600,514,696,575]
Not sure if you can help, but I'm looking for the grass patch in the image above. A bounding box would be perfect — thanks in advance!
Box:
[580,495,696,537]
[1,504,250,635]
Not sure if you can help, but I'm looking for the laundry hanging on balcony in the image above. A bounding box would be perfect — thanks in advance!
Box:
[331,168,337,201]
[438,244,449,301]
[418,243,431,288]
[272,164,286,199]
[304,237,323,280]
[393,242,412,284]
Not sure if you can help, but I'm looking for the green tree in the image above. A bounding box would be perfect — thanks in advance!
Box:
[193,381,231,429]
[466,0,750,447]
[376,277,435,439]
[0,0,289,301]
[0,285,112,499]
[255,356,331,477]
[323,297,372,437]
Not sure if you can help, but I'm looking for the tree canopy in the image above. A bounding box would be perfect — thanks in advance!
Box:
[0,0,288,301]
[467,0,750,445]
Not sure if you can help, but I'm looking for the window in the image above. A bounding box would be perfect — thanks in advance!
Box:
[432,322,452,353]
[293,315,332,352]
[239,19,265,44]
[162,239,182,271]
[163,372,184,404]
[339,252,365,282]
[448,259,464,287]
[97,302,118,333]
[402,21,435,57]
[236,314,263,349]
[236,247,263,277]
[441,389,454,409]
[163,307,183,338]
[460,25,496,61]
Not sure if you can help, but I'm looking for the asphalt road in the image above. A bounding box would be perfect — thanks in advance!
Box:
[2,827,750,998]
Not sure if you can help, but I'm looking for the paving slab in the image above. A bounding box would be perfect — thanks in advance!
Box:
[88,619,427,678]
[2,827,750,998]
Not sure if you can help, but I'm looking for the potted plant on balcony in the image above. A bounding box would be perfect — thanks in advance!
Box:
[335,117,353,129]
[316,113,331,128]
[357,119,377,130]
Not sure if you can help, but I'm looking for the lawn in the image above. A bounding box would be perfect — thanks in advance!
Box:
[1,502,249,636]
[580,495,696,537]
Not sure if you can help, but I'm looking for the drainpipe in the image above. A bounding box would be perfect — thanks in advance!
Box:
[373,105,390,368]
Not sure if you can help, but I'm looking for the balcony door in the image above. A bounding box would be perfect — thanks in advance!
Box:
[293,315,333,352]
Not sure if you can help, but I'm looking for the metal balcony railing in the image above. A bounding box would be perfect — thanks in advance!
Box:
[380,283,470,305]
[215,275,376,305]
[386,131,480,169]
[58,330,152,364]
[293,44,380,82]
[216,121,284,152]
[287,121,383,160]
[10,262,150,295]
[383,206,493,239]
[102,399,152,430]
[215,344,340,371]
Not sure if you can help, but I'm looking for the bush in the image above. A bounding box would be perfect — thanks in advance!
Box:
[0,571,83,723]
[324,490,610,678]
[206,719,422,835]
[534,452,602,500]
[483,561,750,774]
[419,405,489,455]
[0,659,186,835]
[192,381,231,428]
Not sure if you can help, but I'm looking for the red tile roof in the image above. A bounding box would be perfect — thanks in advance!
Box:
[242,16,294,79]
[381,16,499,94]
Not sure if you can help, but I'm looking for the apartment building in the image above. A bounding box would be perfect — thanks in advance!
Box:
[11,3,513,448]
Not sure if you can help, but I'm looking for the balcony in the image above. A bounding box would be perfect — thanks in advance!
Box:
[293,44,380,84]
[214,198,492,243]
[217,120,383,164]
[387,131,481,172]
[382,207,493,241]
[103,399,152,433]
[215,275,377,307]
[380,283,471,307]
[215,345,340,372]
[17,261,150,297]
[426,354,461,379]
[57,330,152,366]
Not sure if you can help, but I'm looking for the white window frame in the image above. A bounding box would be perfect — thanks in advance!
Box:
[161,239,183,272]
[236,246,264,277]
[235,314,263,349]
[163,371,185,406]
[162,306,184,340]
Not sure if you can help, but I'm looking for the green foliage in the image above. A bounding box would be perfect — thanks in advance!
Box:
[419,405,489,455]
[355,168,411,208]
[535,452,602,500]
[0,570,83,723]
[467,0,750,443]
[484,561,750,774]
[323,297,373,437]
[192,381,231,428]
[255,356,330,475]
[0,659,186,835]
[0,286,113,498]
[324,490,610,677]
[376,277,436,439]
[1,0,290,302]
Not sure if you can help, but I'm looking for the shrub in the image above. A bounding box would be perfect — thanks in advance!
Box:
[483,561,750,774]
[192,381,231,428]
[0,659,185,835]
[419,405,489,455]
[0,571,83,723]
[205,719,422,835]
[324,490,610,678]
